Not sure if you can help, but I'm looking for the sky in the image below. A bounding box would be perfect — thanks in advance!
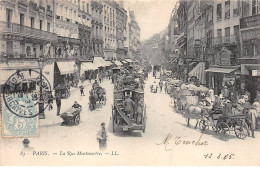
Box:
[127,0,177,41]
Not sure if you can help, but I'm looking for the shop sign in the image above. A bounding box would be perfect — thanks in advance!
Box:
[241,29,260,41]
[252,70,260,76]
[240,14,260,29]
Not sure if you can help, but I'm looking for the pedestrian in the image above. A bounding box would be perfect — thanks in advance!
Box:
[244,104,255,138]
[159,80,163,93]
[55,92,62,116]
[48,91,53,111]
[256,90,260,103]
[96,122,107,151]
[79,85,85,96]
[22,138,34,152]
[222,86,229,99]
[123,94,135,118]
[164,81,168,94]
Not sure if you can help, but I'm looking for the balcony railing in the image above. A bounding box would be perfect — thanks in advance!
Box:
[39,6,45,14]
[18,0,28,7]
[213,35,239,46]
[0,21,57,42]
[47,10,52,17]
[225,11,230,19]
[29,1,38,11]
[233,8,239,17]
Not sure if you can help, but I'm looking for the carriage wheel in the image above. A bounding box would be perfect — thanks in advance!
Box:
[216,122,230,141]
[199,120,209,133]
[74,115,80,126]
[234,120,248,139]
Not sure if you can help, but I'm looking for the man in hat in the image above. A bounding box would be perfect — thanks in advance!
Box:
[79,85,85,96]
[72,101,82,108]
[55,92,62,116]
[92,80,99,89]
[222,86,229,99]
[97,123,107,151]
[124,94,135,118]
[159,80,163,93]
[22,138,34,152]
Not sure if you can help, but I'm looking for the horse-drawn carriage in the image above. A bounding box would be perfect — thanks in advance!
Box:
[60,103,82,126]
[89,84,106,110]
[112,73,147,133]
[112,87,147,133]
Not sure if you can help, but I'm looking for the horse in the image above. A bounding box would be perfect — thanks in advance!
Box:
[89,89,98,110]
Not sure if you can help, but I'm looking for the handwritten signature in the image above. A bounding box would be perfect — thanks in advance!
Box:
[157,133,208,151]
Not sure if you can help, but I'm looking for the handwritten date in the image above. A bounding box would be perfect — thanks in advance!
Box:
[203,153,235,160]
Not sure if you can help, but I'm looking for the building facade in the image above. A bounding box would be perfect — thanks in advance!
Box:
[91,0,103,57]
[240,0,260,102]
[115,2,127,61]
[102,0,116,60]
[128,10,141,60]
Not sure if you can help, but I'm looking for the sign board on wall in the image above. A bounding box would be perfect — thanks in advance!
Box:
[252,70,260,76]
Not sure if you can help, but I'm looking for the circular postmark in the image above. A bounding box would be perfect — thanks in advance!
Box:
[2,69,52,118]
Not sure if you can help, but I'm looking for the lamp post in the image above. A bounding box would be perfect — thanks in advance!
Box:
[38,56,45,119]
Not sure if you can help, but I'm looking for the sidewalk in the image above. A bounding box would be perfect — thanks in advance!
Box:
[40,78,112,128]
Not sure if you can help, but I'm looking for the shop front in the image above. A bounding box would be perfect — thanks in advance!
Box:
[54,61,78,98]
[205,66,240,96]
[80,62,98,81]
[240,64,260,103]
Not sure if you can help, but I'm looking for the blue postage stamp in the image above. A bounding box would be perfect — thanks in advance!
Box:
[1,98,39,138]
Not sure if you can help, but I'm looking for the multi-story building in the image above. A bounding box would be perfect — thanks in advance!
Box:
[53,0,81,59]
[103,0,117,60]
[0,0,57,91]
[239,0,260,102]
[78,0,92,60]
[128,10,141,60]
[91,0,103,57]
[205,0,241,95]
[0,0,56,60]
[115,2,127,61]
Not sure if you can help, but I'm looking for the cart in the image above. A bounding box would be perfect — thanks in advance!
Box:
[60,107,82,126]
[199,110,248,141]
[112,87,147,133]
[89,86,106,110]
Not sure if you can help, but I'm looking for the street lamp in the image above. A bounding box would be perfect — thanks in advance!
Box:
[38,56,45,119]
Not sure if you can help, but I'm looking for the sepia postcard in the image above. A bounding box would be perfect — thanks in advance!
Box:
[0,0,260,166]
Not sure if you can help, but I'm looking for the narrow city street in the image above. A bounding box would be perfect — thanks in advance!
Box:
[1,73,260,165]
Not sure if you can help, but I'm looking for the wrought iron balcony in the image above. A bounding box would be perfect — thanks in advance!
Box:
[47,10,52,17]
[18,0,28,7]
[29,1,38,11]
[39,6,45,14]
[212,36,239,46]
[0,21,57,42]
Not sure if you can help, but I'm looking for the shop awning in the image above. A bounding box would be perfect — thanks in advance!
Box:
[105,60,113,66]
[205,67,237,74]
[93,57,108,67]
[56,61,77,75]
[81,62,98,71]
[125,59,134,63]
[121,60,127,64]
[114,60,123,66]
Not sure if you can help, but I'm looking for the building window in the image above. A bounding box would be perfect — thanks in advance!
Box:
[87,4,89,14]
[217,3,222,21]
[20,13,24,25]
[225,27,230,37]
[6,41,13,54]
[6,9,12,27]
[31,17,34,28]
[252,0,257,15]
[234,25,239,39]
[233,0,240,17]
[225,0,230,19]
[40,20,43,30]
[47,22,50,32]
[217,29,222,38]
[242,0,250,17]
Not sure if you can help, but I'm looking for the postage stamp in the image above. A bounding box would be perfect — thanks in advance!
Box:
[1,69,52,138]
